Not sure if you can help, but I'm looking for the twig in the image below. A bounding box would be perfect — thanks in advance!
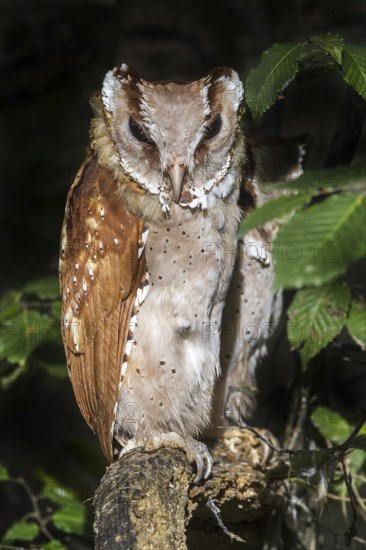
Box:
[341,459,359,546]
[17,478,53,541]
[206,497,247,543]
[326,492,366,506]
[287,385,310,451]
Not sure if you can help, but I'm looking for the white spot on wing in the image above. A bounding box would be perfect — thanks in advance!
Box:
[118,289,142,389]
[138,227,149,258]
[136,269,150,305]
[69,315,81,353]
[87,261,95,280]
[121,361,128,377]
[87,218,98,230]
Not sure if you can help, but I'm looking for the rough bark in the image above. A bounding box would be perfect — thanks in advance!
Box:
[94,448,191,549]
[94,438,287,549]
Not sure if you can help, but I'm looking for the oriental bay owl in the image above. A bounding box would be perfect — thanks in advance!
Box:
[60,64,289,481]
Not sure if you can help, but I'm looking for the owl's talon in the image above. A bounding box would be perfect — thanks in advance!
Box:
[205,454,213,479]
[194,455,204,483]
[192,446,212,482]
[119,433,213,483]
[118,438,145,459]
[182,439,212,483]
[203,450,213,480]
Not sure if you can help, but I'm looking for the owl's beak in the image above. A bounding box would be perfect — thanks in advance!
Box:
[169,162,186,203]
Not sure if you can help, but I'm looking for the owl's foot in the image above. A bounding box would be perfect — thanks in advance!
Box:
[214,426,278,466]
[119,432,213,483]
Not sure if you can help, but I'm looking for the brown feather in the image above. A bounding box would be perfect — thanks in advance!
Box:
[59,151,145,462]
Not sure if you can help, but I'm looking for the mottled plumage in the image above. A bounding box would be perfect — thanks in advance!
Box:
[60,64,245,480]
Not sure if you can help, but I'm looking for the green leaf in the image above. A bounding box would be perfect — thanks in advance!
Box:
[3,521,40,543]
[311,407,351,444]
[0,291,22,322]
[287,280,351,366]
[311,33,344,65]
[42,542,67,550]
[245,42,308,119]
[264,161,366,193]
[23,277,60,300]
[349,449,366,477]
[342,43,366,100]
[52,502,86,535]
[0,464,10,481]
[43,482,77,506]
[238,192,312,237]
[346,299,366,350]
[0,310,60,367]
[274,193,366,289]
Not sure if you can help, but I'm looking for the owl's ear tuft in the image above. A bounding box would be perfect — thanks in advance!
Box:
[102,69,121,113]
[113,63,141,83]
[206,67,244,112]
[102,64,141,113]
[219,70,244,112]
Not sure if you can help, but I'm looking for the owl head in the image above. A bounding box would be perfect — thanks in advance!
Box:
[100,63,244,212]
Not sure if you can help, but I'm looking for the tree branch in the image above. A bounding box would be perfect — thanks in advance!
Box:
[94,440,287,549]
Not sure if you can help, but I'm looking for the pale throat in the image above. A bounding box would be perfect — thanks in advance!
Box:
[119,149,235,214]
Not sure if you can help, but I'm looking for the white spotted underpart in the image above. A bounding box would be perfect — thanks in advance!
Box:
[114,186,241,457]
[95,64,246,478]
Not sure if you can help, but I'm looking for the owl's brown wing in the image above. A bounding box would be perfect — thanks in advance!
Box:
[59,151,146,463]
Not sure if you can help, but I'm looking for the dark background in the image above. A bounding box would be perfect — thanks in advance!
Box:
[0,0,365,547]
